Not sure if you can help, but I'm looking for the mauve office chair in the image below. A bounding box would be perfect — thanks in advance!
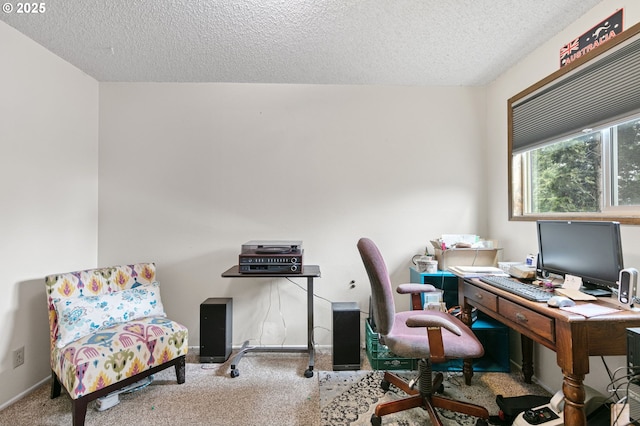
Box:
[357,237,489,426]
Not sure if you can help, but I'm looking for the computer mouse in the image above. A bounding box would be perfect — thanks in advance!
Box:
[547,295,576,308]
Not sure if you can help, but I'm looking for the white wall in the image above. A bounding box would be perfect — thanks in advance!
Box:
[0,22,99,408]
[486,0,640,395]
[98,83,488,349]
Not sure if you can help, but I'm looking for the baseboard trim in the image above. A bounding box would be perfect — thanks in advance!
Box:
[0,375,49,411]
[188,344,332,357]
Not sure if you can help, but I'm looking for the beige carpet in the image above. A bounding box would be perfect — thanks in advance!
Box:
[0,351,328,426]
[0,351,550,425]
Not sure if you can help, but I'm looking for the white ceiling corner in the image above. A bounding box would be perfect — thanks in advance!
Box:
[1,0,603,85]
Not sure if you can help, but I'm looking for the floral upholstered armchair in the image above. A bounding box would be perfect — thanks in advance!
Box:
[45,263,188,426]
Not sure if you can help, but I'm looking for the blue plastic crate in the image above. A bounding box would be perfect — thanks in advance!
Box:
[433,315,510,372]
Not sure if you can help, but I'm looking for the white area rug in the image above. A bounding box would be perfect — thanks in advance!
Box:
[319,369,550,426]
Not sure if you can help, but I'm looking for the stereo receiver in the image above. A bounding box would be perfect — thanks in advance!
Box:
[239,240,303,274]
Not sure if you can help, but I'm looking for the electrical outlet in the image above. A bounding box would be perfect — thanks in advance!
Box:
[13,346,24,368]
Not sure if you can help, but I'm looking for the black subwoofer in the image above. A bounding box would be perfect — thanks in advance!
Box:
[200,298,232,363]
[332,302,361,371]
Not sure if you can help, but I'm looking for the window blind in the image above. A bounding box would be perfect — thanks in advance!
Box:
[511,36,640,153]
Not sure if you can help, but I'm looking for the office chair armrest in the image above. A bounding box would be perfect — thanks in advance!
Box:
[397,283,437,294]
[405,314,462,336]
[397,283,438,309]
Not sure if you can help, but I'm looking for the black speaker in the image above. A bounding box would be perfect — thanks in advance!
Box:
[332,302,361,371]
[619,268,639,306]
[200,298,232,363]
[628,327,640,369]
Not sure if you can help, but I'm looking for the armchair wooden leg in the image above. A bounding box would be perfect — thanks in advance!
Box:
[175,355,186,384]
[71,397,88,426]
[50,371,62,399]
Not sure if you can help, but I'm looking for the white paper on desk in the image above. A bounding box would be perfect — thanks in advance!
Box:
[448,266,508,277]
[454,266,505,274]
[554,288,597,301]
[563,274,583,290]
[560,303,621,317]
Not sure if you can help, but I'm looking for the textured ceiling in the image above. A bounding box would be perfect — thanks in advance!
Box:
[1,0,603,85]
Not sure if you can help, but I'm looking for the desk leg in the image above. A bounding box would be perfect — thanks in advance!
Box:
[305,276,315,378]
[562,373,587,426]
[556,321,589,426]
[521,335,534,384]
[228,279,315,379]
[460,302,474,385]
[230,340,252,378]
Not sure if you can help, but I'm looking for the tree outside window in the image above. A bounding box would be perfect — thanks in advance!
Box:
[615,118,640,206]
[519,117,640,217]
[529,132,601,214]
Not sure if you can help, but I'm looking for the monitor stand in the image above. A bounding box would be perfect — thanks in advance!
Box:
[580,286,612,297]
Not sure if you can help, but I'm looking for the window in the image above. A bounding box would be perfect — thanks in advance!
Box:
[524,130,601,214]
[615,118,640,206]
[514,116,640,218]
[509,21,640,224]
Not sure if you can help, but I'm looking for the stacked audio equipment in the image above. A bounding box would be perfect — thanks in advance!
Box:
[239,240,303,274]
[332,302,361,371]
[200,298,232,363]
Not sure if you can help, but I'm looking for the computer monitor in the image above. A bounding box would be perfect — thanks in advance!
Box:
[536,220,624,294]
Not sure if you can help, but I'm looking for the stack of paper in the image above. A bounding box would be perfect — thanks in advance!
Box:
[560,303,621,317]
[448,266,508,277]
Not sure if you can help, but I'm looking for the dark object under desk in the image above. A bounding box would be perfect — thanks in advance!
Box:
[458,276,640,426]
[221,265,321,378]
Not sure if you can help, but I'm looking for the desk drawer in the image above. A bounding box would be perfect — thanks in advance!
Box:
[465,283,498,311]
[499,298,555,343]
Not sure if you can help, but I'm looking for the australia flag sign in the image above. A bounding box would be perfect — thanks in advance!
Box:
[560,9,624,67]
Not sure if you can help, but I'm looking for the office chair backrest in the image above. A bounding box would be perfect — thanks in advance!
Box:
[357,238,396,336]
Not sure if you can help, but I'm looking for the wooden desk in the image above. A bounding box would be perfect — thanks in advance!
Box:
[458,277,640,426]
[221,265,320,378]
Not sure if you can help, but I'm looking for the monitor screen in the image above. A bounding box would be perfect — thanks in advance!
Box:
[536,220,624,290]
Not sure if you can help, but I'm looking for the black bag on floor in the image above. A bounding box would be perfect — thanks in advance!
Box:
[493,394,552,425]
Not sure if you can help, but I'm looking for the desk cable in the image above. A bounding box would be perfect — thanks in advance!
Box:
[603,363,640,425]
[257,280,288,347]
[471,249,480,266]
[200,279,288,371]
[286,277,370,348]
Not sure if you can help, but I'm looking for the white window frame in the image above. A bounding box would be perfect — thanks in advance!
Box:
[508,22,640,225]
[515,115,640,222]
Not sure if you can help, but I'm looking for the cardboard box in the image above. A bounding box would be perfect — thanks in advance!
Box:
[435,248,500,270]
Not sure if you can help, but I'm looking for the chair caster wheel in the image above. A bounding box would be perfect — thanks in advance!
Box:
[371,414,382,426]
[230,369,239,378]
[304,369,314,378]
[380,379,390,392]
